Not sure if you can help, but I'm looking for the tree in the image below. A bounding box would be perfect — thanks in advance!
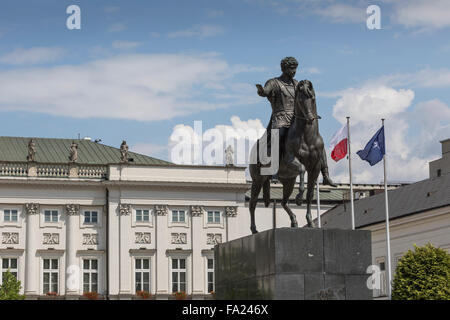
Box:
[392,243,450,300]
[0,270,25,300]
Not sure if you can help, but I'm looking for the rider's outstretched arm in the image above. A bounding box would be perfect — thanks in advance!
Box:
[257,79,275,98]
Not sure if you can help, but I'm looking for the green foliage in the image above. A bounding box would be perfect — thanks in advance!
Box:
[0,270,25,300]
[392,243,450,300]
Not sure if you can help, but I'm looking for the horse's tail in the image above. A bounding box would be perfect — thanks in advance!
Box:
[263,179,271,208]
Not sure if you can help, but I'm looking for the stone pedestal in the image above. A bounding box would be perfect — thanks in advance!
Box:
[214,228,372,300]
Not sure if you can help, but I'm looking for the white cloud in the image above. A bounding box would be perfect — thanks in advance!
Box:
[314,4,366,23]
[0,47,65,66]
[0,53,262,121]
[248,0,450,30]
[372,68,450,89]
[300,67,321,75]
[390,0,450,30]
[332,85,415,125]
[167,25,225,38]
[329,84,449,184]
[112,41,141,50]
[108,23,127,32]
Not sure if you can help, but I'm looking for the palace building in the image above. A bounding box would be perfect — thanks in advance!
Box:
[0,136,401,299]
[320,139,450,299]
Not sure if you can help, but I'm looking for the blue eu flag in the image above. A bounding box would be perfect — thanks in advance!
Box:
[357,126,385,166]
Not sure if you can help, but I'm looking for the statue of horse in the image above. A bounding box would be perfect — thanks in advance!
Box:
[248,79,327,233]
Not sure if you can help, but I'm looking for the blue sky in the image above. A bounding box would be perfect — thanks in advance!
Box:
[0,0,449,183]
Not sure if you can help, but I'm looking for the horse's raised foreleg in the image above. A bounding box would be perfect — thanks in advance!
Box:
[279,177,298,228]
[305,168,320,228]
[295,164,305,206]
[249,180,264,234]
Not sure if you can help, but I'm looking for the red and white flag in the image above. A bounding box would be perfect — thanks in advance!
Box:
[330,123,348,162]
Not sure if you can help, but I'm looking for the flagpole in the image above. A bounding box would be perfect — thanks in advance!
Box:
[316,182,321,228]
[347,117,355,230]
[382,118,392,300]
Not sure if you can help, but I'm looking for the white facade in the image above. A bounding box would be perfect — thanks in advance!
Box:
[1,157,364,299]
[0,163,250,299]
[362,205,450,298]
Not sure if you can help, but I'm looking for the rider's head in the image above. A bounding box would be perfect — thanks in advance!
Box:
[281,57,298,80]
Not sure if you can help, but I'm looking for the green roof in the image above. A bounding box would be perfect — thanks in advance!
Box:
[245,184,345,202]
[0,136,171,166]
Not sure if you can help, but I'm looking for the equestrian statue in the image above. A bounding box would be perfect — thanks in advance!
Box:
[249,57,336,234]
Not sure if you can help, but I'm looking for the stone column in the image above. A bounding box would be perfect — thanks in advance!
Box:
[65,204,80,297]
[154,205,169,297]
[190,206,205,296]
[107,189,120,298]
[25,203,40,297]
[225,206,238,241]
[118,203,132,297]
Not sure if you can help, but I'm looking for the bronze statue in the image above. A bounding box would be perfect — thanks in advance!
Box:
[249,58,336,234]
[27,139,36,162]
[69,142,78,162]
[256,57,297,161]
[120,140,129,162]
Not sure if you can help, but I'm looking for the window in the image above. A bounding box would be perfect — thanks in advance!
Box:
[83,259,98,293]
[84,211,98,224]
[171,258,186,293]
[1,258,18,284]
[136,210,150,222]
[207,211,221,224]
[207,258,214,293]
[4,209,18,222]
[43,259,59,294]
[375,258,387,298]
[172,210,185,223]
[44,210,58,223]
[135,258,150,293]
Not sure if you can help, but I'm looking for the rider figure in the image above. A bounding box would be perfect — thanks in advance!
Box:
[257,57,298,163]
[256,57,336,187]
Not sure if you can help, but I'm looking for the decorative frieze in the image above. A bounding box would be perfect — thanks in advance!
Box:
[190,205,205,217]
[225,206,238,217]
[135,232,151,244]
[82,234,98,245]
[0,163,27,177]
[65,204,80,216]
[154,205,169,216]
[207,233,222,245]
[119,203,132,216]
[2,232,19,245]
[171,233,187,244]
[25,203,39,215]
[43,233,59,245]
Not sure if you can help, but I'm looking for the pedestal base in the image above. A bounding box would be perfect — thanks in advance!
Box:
[214,228,372,300]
